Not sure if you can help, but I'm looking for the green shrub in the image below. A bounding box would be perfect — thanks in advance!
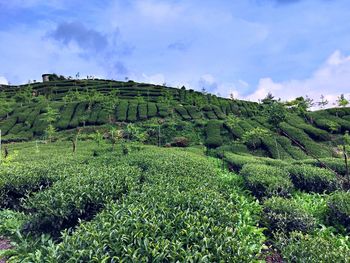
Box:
[310,111,350,132]
[240,164,294,198]
[286,114,331,141]
[25,107,41,128]
[216,143,249,155]
[157,103,170,118]
[212,105,226,119]
[274,228,350,263]
[9,123,25,135]
[175,106,191,120]
[147,102,157,118]
[138,103,148,120]
[23,165,140,236]
[279,122,331,158]
[291,192,328,225]
[96,108,109,125]
[327,107,350,117]
[288,165,340,193]
[69,102,88,128]
[56,103,77,130]
[344,115,350,122]
[261,137,292,160]
[116,100,128,121]
[0,162,71,209]
[185,105,202,119]
[327,191,350,231]
[262,197,316,233]
[224,153,264,172]
[224,121,245,139]
[238,119,254,132]
[127,102,138,122]
[276,136,308,160]
[205,120,223,148]
[87,103,101,125]
[27,149,265,262]
[0,117,17,135]
[31,115,47,136]
[314,118,341,133]
[293,158,347,176]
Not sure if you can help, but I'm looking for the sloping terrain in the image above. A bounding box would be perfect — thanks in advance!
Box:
[1,78,350,160]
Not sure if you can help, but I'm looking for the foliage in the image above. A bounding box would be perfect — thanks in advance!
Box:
[23,164,139,236]
[327,191,350,231]
[8,146,266,262]
[170,136,190,147]
[288,165,340,193]
[264,101,287,128]
[240,164,294,198]
[262,197,316,233]
[274,228,350,263]
[261,92,276,105]
[205,120,223,149]
[242,127,270,149]
[286,96,314,115]
[318,95,329,109]
[337,94,349,108]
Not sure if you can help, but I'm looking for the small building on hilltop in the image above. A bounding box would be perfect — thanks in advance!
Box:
[42,74,50,82]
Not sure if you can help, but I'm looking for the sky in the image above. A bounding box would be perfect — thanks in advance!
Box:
[1,0,350,105]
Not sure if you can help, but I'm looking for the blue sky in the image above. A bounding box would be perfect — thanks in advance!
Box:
[1,0,350,104]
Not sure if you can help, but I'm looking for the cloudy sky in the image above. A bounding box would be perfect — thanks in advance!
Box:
[1,0,350,104]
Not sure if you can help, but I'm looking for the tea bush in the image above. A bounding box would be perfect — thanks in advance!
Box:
[147,102,157,117]
[279,122,331,158]
[262,197,316,234]
[138,103,148,120]
[116,100,128,121]
[23,165,140,235]
[327,191,350,231]
[127,102,138,122]
[25,149,266,262]
[240,164,294,198]
[205,120,223,148]
[293,158,347,176]
[0,161,74,209]
[288,165,340,193]
[274,228,350,263]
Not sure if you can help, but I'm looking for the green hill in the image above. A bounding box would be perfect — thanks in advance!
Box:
[1,76,350,160]
[1,76,350,262]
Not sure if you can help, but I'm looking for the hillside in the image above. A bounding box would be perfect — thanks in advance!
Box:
[1,76,350,161]
[1,77,350,262]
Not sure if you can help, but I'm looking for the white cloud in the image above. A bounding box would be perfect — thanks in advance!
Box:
[135,0,184,23]
[245,50,350,106]
[140,73,166,85]
[0,25,109,84]
[0,76,8,85]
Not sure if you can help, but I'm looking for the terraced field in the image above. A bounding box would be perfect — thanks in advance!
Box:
[0,141,349,262]
[1,78,350,262]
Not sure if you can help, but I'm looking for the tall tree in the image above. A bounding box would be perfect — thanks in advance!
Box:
[265,101,287,129]
[41,104,59,142]
[337,94,349,107]
[318,95,329,108]
[261,92,275,105]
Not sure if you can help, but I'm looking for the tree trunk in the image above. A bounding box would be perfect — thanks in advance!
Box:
[343,144,349,185]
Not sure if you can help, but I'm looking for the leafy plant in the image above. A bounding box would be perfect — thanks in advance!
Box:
[262,196,316,234]
[288,165,340,193]
[327,191,350,231]
[240,164,294,198]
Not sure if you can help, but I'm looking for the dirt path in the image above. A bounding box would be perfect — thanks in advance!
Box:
[0,237,12,263]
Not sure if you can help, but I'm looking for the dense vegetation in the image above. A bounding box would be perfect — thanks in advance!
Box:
[1,77,350,262]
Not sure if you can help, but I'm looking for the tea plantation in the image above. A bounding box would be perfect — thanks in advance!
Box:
[1,77,350,262]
